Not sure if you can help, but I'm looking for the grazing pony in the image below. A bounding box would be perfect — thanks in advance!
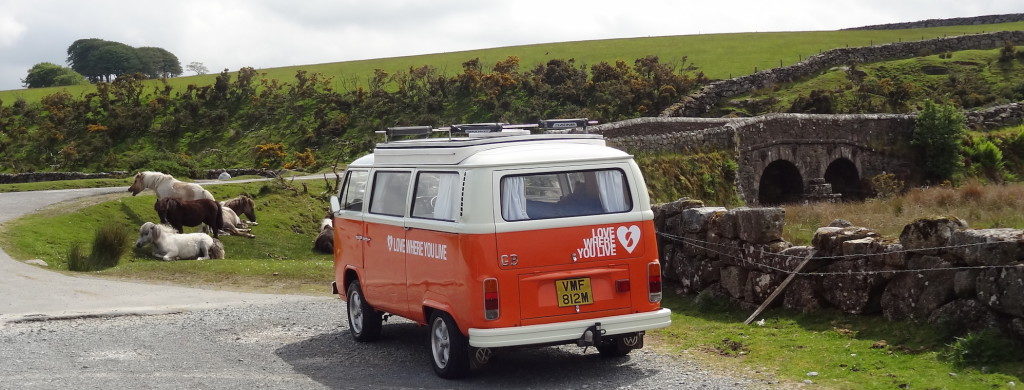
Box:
[155,198,224,238]
[128,171,214,201]
[313,216,334,254]
[135,222,225,261]
[222,195,257,225]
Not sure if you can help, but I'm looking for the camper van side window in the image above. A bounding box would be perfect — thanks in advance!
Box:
[500,168,632,221]
[369,171,411,217]
[411,172,460,221]
[342,170,369,211]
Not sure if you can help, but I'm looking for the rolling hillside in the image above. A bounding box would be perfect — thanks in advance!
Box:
[3,21,1024,103]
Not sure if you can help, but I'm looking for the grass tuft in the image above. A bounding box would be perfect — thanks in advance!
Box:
[66,223,131,271]
[944,330,1023,368]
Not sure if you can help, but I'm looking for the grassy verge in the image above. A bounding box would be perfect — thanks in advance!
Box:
[4,22,1024,104]
[635,151,742,206]
[654,294,1023,389]
[783,182,1024,245]
[0,179,333,294]
[0,177,132,193]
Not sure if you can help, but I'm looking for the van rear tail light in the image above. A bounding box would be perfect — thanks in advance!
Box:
[483,278,499,320]
[615,279,631,293]
[648,262,663,302]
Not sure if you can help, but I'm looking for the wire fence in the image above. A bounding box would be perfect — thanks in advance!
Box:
[656,231,1024,277]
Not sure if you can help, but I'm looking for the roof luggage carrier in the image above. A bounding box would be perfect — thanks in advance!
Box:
[375,118,599,142]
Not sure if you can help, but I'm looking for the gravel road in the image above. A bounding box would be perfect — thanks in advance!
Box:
[0,299,763,389]
[0,182,766,389]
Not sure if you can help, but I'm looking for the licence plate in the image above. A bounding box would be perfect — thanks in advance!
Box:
[556,277,594,307]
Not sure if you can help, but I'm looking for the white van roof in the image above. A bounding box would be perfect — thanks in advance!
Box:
[349,134,630,167]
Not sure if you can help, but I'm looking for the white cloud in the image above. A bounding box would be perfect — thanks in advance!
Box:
[0,0,1021,90]
[0,14,26,48]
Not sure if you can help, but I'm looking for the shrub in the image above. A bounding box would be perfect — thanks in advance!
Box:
[998,41,1016,63]
[944,329,1021,368]
[912,100,965,182]
[869,173,905,198]
[67,223,131,271]
[965,139,1004,180]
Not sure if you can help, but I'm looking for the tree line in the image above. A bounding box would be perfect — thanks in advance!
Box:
[0,55,705,174]
[22,38,183,88]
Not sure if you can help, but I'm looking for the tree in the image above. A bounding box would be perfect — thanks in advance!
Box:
[66,38,111,81]
[22,62,88,88]
[136,47,182,78]
[91,43,142,81]
[186,61,209,75]
[912,100,966,182]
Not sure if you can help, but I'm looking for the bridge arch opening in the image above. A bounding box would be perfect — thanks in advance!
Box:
[824,158,864,201]
[758,160,804,205]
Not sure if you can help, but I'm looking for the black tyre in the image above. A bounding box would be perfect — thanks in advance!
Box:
[597,332,643,358]
[346,280,382,342]
[429,311,471,379]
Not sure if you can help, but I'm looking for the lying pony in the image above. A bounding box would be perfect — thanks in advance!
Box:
[135,222,225,261]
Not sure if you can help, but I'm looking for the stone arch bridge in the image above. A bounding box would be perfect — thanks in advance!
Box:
[584,114,917,205]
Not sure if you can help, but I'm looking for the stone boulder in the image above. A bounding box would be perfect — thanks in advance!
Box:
[828,219,854,228]
[880,256,956,321]
[783,278,825,313]
[678,207,727,233]
[745,271,783,303]
[976,267,1024,317]
[953,270,979,299]
[707,210,738,239]
[732,207,785,244]
[811,226,879,254]
[898,217,967,255]
[951,228,1024,266]
[927,299,1000,335]
[720,266,748,300]
[821,258,891,314]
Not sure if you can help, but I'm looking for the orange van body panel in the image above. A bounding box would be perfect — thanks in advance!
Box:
[334,218,661,336]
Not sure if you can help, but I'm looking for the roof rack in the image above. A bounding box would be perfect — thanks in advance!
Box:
[375,118,600,142]
[539,118,599,133]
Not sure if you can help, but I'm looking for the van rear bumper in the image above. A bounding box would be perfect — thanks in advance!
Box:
[467,308,671,348]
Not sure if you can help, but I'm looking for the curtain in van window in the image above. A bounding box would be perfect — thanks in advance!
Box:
[501,176,530,221]
[596,170,628,212]
[433,173,460,220]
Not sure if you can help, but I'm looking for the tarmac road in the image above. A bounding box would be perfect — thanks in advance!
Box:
[0,183,766,389]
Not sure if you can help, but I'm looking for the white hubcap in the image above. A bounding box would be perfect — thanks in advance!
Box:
[431,317,451,368]
[348,290,364,334]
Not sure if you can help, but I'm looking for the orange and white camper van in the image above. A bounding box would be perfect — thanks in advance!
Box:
[329,122,671,378]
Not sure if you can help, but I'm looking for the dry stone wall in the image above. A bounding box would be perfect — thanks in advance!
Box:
[844,14,1024,30]
[654,199,1024,339]
[0,171,129,184]
[660,30,1024,118]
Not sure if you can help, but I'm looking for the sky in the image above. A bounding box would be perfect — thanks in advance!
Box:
[0,0,1021,90]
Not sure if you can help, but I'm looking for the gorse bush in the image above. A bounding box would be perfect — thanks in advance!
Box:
[0,56,706,173]
[912,100,965,182]
[67,223,131,271]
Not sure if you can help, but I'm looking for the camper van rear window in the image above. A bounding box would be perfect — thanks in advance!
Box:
[500,169,632,221]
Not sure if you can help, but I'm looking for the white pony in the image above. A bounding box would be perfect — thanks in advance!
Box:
[135,222,225,261]
[128,171,215,201]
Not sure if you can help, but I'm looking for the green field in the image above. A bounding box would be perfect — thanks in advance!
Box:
[656,294,1022,389]
[3,22,1024,104]
[0,179,333,294]
[718,46,1024,116]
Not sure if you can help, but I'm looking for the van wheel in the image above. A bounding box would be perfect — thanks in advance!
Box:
[429,311,471,379]
[597,332,643,358]
[346,280,382,342]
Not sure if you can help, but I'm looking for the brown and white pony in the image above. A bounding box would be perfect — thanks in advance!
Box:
[222,195,257,225]
[155,198,224,238]
[313,216,333,254]
[128,171,214,201]
[219,206,255,238]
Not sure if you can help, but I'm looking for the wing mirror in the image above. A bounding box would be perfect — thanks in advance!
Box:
[330,196,341,214]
